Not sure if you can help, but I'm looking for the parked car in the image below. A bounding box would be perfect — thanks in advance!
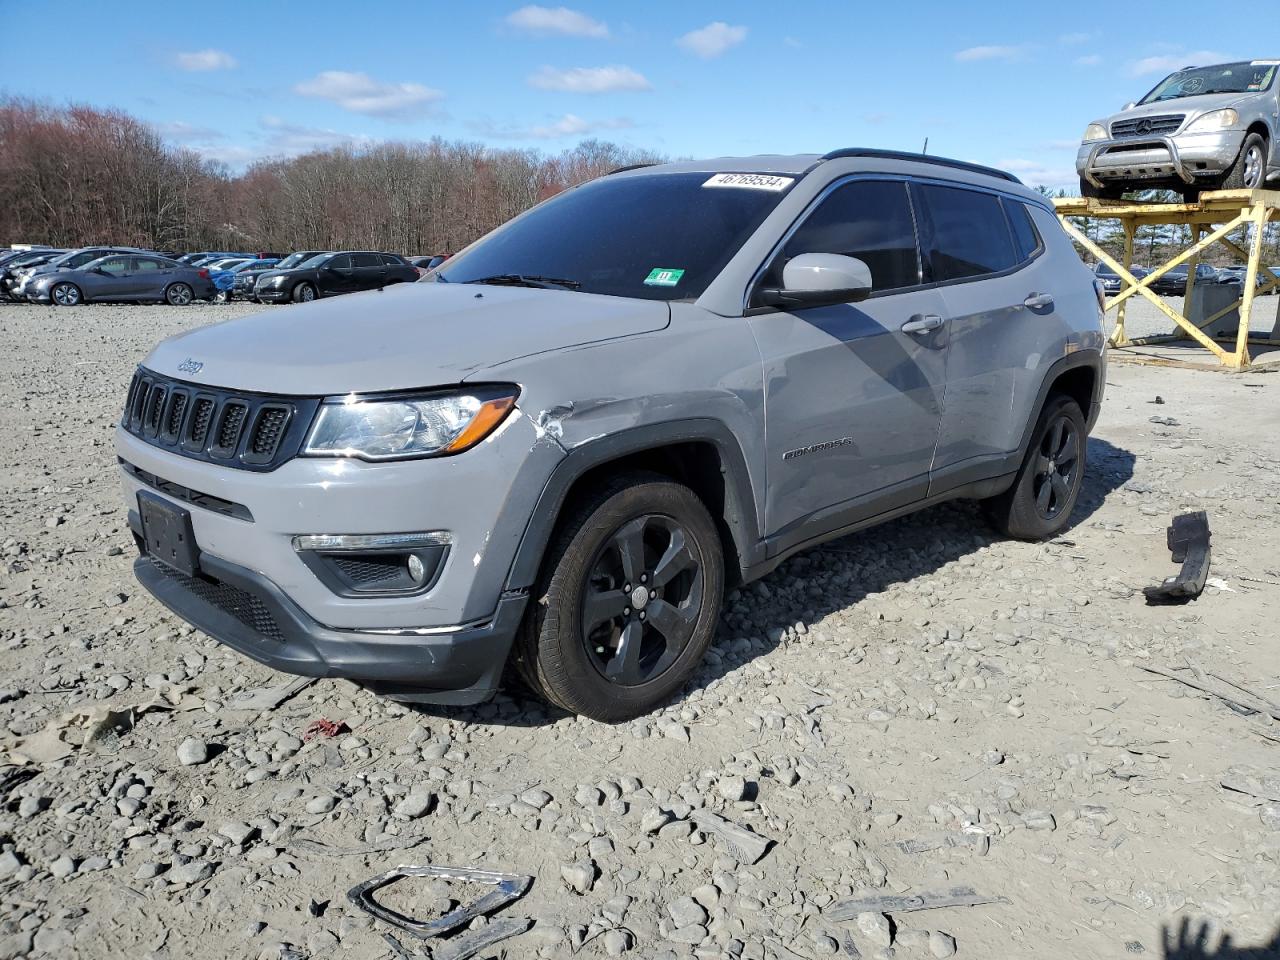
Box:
[10,246,154,300]
[1078,59,1280,201]
[1150,263,1221,295]
[410,254,449,276]
[117,148,1105,720]
[1093,261,1150,294]
[1,249,69,299]
[253,251,417,303]
[232,251,329,302]
[212,258,279,302]
[28,254,215,306]
[177,252,253,266]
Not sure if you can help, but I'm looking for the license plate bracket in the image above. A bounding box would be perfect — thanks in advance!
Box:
[138,492,200,576]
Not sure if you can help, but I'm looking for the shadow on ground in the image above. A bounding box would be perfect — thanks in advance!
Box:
[407,437,1136,726]
[1160,917,1280,960]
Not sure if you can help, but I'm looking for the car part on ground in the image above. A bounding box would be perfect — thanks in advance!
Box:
[117,148,1106,719]
[1143,511,1212,604]
[1077,59,1280,200]
[346,865,532,940]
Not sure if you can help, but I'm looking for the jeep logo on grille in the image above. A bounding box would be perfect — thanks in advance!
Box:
[1136,118,1154,135]
[176,358,204,375]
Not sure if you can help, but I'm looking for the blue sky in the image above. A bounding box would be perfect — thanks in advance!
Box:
[0,0,1252,188]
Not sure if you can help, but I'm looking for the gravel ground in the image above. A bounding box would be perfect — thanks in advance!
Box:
[1116,291,1280,340]
[1,300,1279,960]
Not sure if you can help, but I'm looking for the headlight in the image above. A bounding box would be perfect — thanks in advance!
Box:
[1082,122,1108,142]
[1185,108,1239,134]
[265,275,285,286]
[303,387,519,461]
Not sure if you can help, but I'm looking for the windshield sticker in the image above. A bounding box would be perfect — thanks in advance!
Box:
[703,173,795,191]
[644,268,685,287]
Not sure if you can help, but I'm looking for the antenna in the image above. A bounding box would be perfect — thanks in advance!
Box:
[922,137,929,155]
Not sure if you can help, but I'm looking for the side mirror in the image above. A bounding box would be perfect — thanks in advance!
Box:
[756,253,874,309]
[1123,101,1136,110]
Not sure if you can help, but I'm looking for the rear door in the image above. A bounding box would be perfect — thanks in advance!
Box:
[747,177,949,544]
[917,183,1057,484]
[352,252,387,290]
[131,256,173,299]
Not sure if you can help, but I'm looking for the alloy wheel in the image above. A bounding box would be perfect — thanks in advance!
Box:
[580,514,703,686]
[1244,145,1264,189]
[52,283,79,306]
[299,285,316,302]
[1032,415,1080,520]
[167,284,193,305]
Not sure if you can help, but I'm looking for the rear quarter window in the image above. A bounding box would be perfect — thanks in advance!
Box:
[1005,200,1043,262]
[918,184,1017,282]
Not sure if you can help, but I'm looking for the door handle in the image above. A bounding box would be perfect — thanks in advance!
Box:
[1024,293,1054,309]
[901,314,944,334]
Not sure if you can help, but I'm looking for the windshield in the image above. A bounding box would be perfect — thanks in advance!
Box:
[277,252,318,269]
[295,253,330,269]
[436,171,795,301]
[1140,61,1278,104]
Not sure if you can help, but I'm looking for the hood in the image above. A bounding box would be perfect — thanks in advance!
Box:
[143,281,671,394]
[1107,93,1254,124]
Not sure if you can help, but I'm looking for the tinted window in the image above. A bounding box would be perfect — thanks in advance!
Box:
[439,171,792,301]
[919,184,1017,282]
[1006,201,1042,262]
[352,253,381,268]
[381,254,403,266]
[96,257,131,274]
[327,255,352,269]
[133,258,164,271]
[770,179,919,292]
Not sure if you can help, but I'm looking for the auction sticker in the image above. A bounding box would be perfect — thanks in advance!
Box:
[644,268,685,287]
[703,173,794,191]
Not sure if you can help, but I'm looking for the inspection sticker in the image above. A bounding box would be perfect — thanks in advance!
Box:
[644,268,685,287]
[703,173,795,191]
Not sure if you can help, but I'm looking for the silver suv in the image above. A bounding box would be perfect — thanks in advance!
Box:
[116,149,1106,721]
[1078,59,1280,200]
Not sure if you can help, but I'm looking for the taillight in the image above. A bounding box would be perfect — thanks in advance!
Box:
[197,269,209,279]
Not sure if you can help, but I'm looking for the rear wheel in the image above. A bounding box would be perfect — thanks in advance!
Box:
[165,282,194,306]
[50,282,82,306]
[292,282,316,303]
[212,289,230,304]
[983,394,1087,540]
[1222,132,1268,191]
[517,472,724,722]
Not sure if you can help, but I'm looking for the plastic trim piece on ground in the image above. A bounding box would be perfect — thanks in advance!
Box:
[1143,511,1212,604]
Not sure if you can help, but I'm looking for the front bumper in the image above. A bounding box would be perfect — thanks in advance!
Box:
[1076,130,1244,186]
[131,545,525,704]
[255,286,290,302]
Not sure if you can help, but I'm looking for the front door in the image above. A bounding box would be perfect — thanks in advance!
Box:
[85,254,137,300]
[746,178,948,548]
[321,254,356,295]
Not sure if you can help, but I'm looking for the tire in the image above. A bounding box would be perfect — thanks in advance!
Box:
[50,282,82,306]
[212,289,230,304]
[1080,177,1124,201]
[983,394,1087,540]
[292,282,316,303]
[1221,132,1268,191]
[165,282,194,306]
[516,472,725,722]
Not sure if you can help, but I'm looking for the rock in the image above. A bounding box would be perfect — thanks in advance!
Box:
[561,860,595,894]
[49,854,76,879]
[1260,804,1280,832]
[604,929,632,955]
[668,896,708,927]
[0,851,22,878]
[177,737,210,766]
[79,856,110,872]
[856,912,892,948]
[929,930,957,958]
[393,789,435,819]
[1023,810,1056,831]
[305,795,337,814]
[641,807,672,833]
[219,822,258,845]
[718,776,747,802]
[666,924,707,945]
[168,859,215,886]
[520,788,552,809]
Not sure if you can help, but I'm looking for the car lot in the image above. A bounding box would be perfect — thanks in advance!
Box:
[0,300,1277,958]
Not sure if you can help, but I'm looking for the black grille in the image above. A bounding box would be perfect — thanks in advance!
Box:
[120,459,253,521]
[331,555,407,585]
[121,368,321,472]
[1110,114,1184,138]
[144,556,284,642]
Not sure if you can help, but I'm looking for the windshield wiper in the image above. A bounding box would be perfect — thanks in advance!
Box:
[466,273,581,291]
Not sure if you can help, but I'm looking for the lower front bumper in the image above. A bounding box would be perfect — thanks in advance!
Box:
[255,289,289,302]
[132,549,527,705]
[1077,131,1243,187]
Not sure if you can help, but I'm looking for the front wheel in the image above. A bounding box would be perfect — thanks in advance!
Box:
[50,282,82,306]
[983,394,1087,540]
[165,282,194,306]
[212,289,230,304]
[292,282,316,303]
[517,472,724,722]
[1222,132,1268,191]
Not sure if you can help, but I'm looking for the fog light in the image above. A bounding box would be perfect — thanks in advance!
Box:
[408,554,426,583]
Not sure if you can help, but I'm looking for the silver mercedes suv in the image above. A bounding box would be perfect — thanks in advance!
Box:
[1078,59,1280,200]
[117,149,1106,721]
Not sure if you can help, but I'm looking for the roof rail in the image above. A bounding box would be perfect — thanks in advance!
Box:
[819,148,1022,184]
[606,163,658,175]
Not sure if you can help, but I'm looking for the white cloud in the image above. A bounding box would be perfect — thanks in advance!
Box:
[156,121,225,143]
[173,49,237,72]
[506,5,608,38]
[998,158,1077,188]
[1074,54,1102,67]
[676,22,747,59]
[259,116,373,154]
[954,45,1025,63]
[1059,32,1091,45]
[480,113,634,140]
[527,65,652,93]
[1128,50,1231,76]
[294,71,443,119]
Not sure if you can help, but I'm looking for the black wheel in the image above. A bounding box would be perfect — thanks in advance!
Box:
[292,282,316,303]
[984,394,1087,540]
[50,282,82,306]
[1080,177,1124,201]
[213,289,230,304]
[165,282,194,306]
[517,472,724,722]
[1221,133,1267,191]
